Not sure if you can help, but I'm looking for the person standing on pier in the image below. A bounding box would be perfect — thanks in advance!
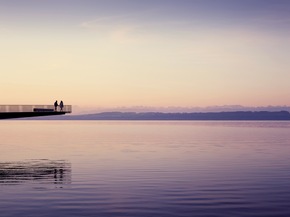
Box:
[54,100,58,111]
[60,101,64,111]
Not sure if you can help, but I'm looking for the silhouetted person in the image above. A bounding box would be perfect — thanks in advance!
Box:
[60,101,64,111]
[54,100,58,111]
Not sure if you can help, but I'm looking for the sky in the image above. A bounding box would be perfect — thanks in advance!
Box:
[1,0,290,113]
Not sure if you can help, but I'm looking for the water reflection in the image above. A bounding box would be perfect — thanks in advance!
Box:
[0,159,71,185]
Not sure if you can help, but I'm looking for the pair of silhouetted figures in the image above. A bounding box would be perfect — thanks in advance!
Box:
[54,100,64,111]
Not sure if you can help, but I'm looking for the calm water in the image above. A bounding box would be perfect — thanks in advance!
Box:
[1,121,290,217]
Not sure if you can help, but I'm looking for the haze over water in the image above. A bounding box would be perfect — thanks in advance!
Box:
[1,121,290,217]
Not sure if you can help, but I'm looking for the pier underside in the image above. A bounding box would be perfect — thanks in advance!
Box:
[0,112,67,119]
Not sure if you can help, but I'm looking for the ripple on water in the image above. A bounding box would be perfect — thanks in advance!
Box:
[1,121,290,217]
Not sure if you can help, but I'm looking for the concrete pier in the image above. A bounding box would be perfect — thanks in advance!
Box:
[0,105,72,119]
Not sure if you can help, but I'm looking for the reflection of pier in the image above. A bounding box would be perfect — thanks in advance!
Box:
[0,105,72,119]
[0,160,71,185]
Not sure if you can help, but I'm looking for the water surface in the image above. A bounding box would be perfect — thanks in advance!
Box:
[1,121,290,217]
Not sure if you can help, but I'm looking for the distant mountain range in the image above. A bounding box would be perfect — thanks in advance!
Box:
[72,105,290,114]
[29,111,290,120]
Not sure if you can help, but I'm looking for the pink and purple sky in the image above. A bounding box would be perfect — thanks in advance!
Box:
[1,0,290,113]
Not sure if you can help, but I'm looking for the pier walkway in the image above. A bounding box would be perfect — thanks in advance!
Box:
[0,105,72,119]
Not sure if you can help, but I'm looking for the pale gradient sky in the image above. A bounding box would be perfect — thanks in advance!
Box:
[1,0,290,111]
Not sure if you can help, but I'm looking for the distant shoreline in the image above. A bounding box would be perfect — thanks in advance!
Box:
[26,111,290,120]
